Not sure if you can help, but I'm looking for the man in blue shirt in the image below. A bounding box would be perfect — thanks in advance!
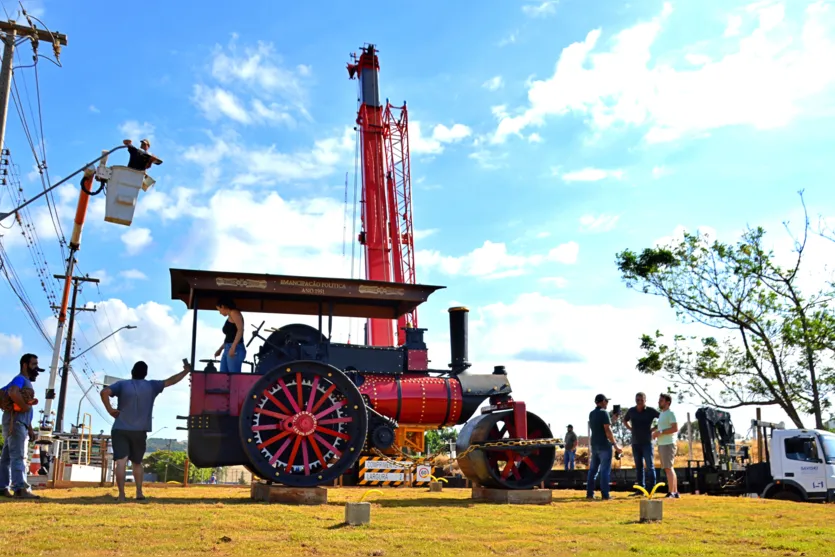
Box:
[0,353,43,499]
[587,393,623,500]
[100,360,191,501]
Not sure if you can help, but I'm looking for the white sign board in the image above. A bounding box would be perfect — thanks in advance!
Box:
[364,460,407,470]
[364,471,405,482]
[415,465,431,483]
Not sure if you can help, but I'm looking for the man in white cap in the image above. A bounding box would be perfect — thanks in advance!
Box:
[123,138,162,171]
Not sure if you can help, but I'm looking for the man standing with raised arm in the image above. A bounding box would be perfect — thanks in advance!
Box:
[101,360,191,502]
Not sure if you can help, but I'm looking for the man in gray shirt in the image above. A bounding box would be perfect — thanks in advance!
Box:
[564,425,578,470]
[101,360,190,501]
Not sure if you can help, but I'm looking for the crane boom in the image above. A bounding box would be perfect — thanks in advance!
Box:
[348,44,418,347]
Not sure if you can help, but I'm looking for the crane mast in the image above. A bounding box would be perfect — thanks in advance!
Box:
[348,44,417,347]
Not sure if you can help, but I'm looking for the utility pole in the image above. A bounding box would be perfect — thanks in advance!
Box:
[0,19,68,153]
[53,273,99,433]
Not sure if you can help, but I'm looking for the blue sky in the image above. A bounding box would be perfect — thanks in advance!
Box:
[1,0,835,442]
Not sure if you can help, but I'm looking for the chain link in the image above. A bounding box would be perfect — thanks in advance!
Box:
[371,437,564,468]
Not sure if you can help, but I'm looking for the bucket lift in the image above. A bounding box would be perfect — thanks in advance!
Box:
[95,142,161,226]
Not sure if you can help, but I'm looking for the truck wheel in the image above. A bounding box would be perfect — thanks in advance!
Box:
[770,489,802,502]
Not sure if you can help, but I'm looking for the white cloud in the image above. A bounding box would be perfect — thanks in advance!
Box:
[539,276,568,288]
[522,1,558,17]
[684,53,712,66]
[469,150,506,170]
[579,213,620,233]
[559,167,624,182]
[653,224,717,248]
[410,122,472,155]
[417,240,578,278]
[527,133,543,143]
[89,105,100,114]
[651,165,669,178]
[491,1,835,144]
[120,269,148,280]
[181,127,354,187]
[192,85,251,124]
[414,229,438,241]
[724,14,743,37]
[499,33,518,47]
[482,76,504,91]
[121,227,153,255]
[0,333,23,355]
[119,120,155,144]
[192,85,295,127]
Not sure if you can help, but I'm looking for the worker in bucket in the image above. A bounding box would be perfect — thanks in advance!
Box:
[586,394,623,500]
[123,138,162,171]
[100,360,191,502]
[0,353,43,499]
[652,393,680,498]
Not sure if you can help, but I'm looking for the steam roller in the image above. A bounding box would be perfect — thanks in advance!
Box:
[172,268,558,490]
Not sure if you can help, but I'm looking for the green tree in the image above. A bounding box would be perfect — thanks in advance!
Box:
[425,427,458,454]
[616,199,835,429]
[143,450,212,483]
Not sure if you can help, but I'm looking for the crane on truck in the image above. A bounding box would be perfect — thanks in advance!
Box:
[693,407,835,503]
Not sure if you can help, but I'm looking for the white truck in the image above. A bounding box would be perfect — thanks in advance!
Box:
[757,427,835,502]
[692,407,835,503]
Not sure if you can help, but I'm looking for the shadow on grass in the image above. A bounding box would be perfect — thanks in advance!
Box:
[6,495,256,505]
[340,495,584,508]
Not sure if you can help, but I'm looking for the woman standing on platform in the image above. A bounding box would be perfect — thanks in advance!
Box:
[214,296,246,373]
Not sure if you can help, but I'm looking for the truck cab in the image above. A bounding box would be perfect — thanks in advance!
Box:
[763,429,835,502]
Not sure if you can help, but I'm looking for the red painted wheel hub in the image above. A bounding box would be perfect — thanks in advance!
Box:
[290,412,317,436]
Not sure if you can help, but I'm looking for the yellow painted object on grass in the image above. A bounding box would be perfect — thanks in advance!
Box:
[360,489,384,502]
[632,482,666,499]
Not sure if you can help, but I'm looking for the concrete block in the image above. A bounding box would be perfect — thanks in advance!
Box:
[429,481,443,493]
[344,502,371,526]
[472,486,552,505]
[250,481,328,505]
[639,499,663,522]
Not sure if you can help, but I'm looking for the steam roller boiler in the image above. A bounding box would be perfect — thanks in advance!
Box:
[171,268,557,489]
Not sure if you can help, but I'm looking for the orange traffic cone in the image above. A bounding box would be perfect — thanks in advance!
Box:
[29,445,40,475]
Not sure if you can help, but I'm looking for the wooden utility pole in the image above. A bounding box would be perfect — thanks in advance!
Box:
[52,273,99,433]
[0,19,67,153]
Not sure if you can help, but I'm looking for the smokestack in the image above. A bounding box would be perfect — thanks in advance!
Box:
[448,307,470,374]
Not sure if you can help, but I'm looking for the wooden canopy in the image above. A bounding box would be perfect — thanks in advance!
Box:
[169,268,445,319]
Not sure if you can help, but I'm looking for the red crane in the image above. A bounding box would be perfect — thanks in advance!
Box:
[348,44,417,347]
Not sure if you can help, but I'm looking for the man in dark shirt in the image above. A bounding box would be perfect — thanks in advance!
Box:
[624,391,661,493]
[123,138,162,171]
[587,394,623,500]
[564,425,578,470]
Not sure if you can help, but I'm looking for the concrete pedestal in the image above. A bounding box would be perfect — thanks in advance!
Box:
[429,481,443,493]
[639,499,663,522]
[472,486,552,505]
[250,482,328,505]
[344,502,371,526]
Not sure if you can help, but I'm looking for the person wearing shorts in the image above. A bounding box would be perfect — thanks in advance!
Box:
[101,360,191,502]
[652,393,680,498]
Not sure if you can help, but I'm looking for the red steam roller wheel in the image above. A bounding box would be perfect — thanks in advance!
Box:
[457,410,556,490]
[239,360,368,487]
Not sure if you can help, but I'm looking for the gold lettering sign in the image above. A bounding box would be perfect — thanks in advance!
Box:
[358,285,405,296]
[216,278,267,289]
[279,279,348,290]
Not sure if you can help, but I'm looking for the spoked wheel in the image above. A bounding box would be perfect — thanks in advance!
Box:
[457,410,555,489]
[239,360,368,487]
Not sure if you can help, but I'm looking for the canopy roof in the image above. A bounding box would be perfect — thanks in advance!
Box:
[169,268,445,319]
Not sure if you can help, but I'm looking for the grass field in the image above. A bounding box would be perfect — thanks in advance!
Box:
[2,485,833,557]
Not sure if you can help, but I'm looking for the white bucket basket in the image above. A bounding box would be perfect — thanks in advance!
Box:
[104,166,147,226]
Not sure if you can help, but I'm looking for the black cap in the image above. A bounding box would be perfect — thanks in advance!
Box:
[594,394,609,403]
[567,424,573,429]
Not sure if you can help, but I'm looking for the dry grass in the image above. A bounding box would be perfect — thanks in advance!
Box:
[1,485,833,557]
